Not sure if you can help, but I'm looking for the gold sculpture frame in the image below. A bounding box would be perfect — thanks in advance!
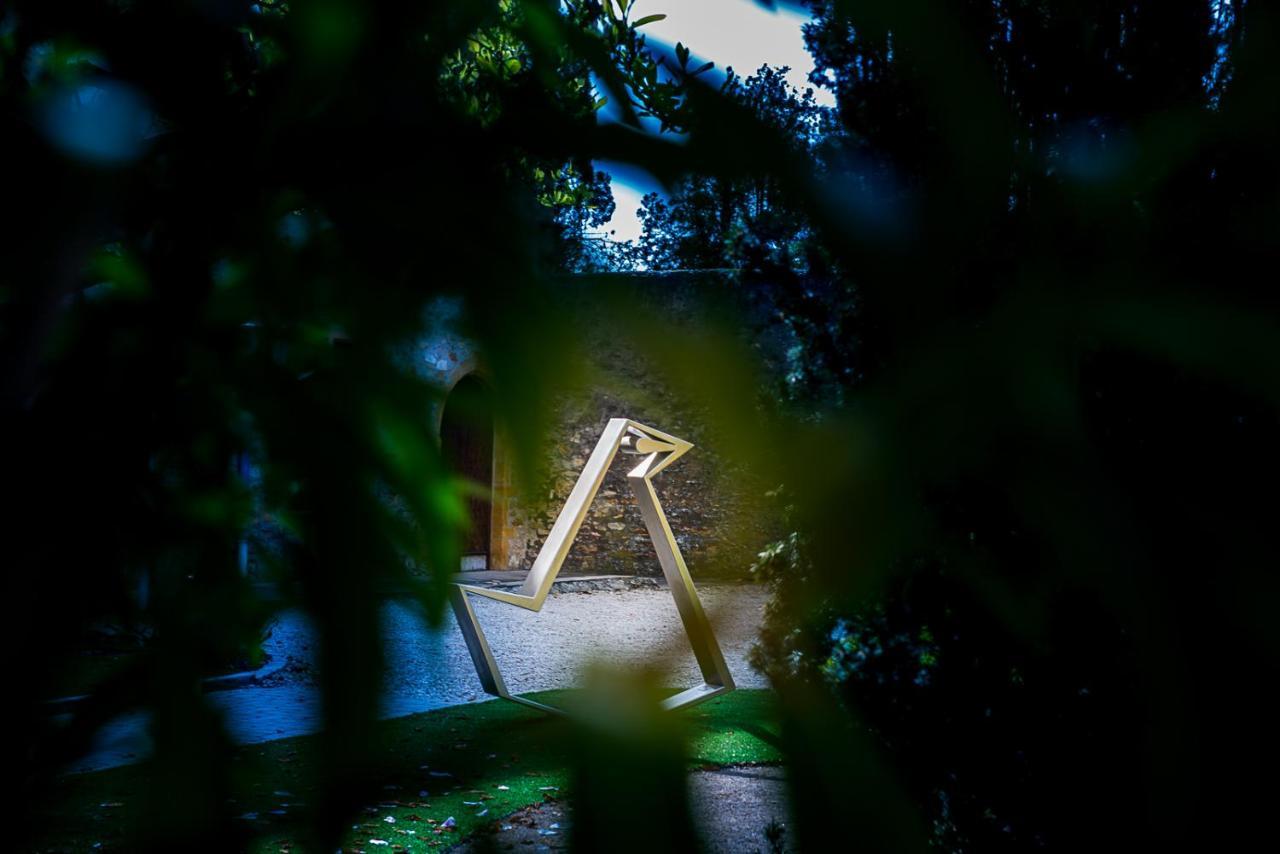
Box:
[449,418,736,714]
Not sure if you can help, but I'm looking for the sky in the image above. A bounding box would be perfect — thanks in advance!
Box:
[595,0,831,243]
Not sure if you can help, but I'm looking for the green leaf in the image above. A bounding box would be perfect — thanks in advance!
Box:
[88,247,149,298]
[633,14,667,27]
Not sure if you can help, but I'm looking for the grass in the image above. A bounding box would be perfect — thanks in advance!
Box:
[35,688,782,851]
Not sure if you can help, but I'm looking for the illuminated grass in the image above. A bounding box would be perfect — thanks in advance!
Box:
[36,689,781,852]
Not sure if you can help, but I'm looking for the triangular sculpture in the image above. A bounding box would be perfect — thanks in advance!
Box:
[449,418,736,714]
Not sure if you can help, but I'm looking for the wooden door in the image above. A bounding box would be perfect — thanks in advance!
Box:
[439,375,493,568]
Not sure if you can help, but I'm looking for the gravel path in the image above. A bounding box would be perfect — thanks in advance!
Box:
[689,765,792,853]
[71,584,768,773]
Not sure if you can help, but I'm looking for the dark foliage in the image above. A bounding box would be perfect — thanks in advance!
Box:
[629,64,831,274]
[745,0,1280,849]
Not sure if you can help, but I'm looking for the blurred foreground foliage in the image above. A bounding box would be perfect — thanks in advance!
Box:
[1,0,707,849]
[5,0,1280,851]
[35,690,781,853]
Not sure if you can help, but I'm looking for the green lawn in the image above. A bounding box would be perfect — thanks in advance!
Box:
[36,689,782,851]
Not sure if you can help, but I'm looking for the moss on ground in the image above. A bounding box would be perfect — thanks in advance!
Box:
[35,688,781,851]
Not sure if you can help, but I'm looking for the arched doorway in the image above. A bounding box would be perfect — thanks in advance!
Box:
[439,374,494,571]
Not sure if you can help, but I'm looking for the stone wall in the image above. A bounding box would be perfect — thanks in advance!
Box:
[485,274,779,580]
[278,275,783,583]
[506,384,768,579]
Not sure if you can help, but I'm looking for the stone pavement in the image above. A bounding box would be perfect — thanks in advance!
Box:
[70,583,768,773]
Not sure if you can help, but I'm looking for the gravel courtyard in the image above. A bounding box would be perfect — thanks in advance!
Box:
[384,583,769,705]
[74,583,769,772]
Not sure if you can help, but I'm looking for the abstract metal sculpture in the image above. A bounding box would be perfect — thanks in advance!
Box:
[449,418,736,714]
